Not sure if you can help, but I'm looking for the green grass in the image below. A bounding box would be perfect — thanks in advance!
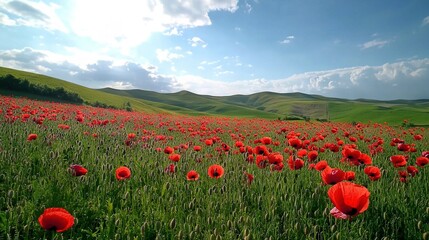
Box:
[1,96,429,239]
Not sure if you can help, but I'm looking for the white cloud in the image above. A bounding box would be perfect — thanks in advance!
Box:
[0,11,16,25]
[0,0,67,32]
[2,47,429,100]
[109,81,135,89]
[216,70,234,76]
[188,37,207,48]
[163,27,183,36]
[200,60,220,65]
[172,59,429,100]
[69,0,238,50]
[155,49,184,63]
[360,39,389,50]
[0,47,177,92]
[422,16,429,26]
[280,35,295,44]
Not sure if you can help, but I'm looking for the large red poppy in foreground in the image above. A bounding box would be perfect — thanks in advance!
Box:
[328,181,370,219]
[38,208,74,232]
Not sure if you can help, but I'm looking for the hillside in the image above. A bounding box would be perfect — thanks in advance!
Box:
[100,88,429,125]
[1,66,429,124]
[99,88,281,119]
[0,67,196,114]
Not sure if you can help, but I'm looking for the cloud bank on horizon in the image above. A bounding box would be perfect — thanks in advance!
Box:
[0,0,429,100]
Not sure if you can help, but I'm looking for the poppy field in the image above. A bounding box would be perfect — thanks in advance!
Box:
[1,95,429,240]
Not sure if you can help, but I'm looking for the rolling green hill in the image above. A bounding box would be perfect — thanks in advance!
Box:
[99,88,281,119]
[0,67,198,114]
[100,88,429,125]
[1,66,429,124]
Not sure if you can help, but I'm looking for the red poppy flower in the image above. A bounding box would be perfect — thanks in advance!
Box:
[287,156,304,170]
[193,145,202,152]
[288,138,302,149]
[235,141,244,148]
[321,167,345,185]
[390,155,407,168]
[116,166,131,180]
[165,164,175,173]
[329,144,340,152]
[328,181,370,219]
[397,143,410,152]
[341,147,361,164]
[208,164,224,179]
[270,162,284,172]
[168,153,181,162]
[186,170,199,180]
[254,145,269,156]
[205,139,213,146]
[75,115,84,122]
[221,143,230,152]
[38,208,74,232]
[164,146,174,154]
[268,152,283,165]
[356,153,372,166]
[345,171,355,181]
[314,160,328,171]
[297,149,307,158]
[127,133,136,139]
[261,137,272,145]
[416,156,429,167]
[307,150,318,162]
[69,164,88,176]
[364,166,381,181]
[398,169,408,182]
[407,166,418,176]
[414,134,423,141]
[27,133,38,141]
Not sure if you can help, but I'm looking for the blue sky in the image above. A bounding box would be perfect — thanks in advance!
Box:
[1,0,429,100]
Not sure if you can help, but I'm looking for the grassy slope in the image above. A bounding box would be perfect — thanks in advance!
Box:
[0,67,192,114]
[100,88,281,119]
[97,88,429,124]
[218,92,429,124]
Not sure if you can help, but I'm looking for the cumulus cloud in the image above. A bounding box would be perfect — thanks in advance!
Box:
[188,37,207,48]
[69,0,238,49]
[173,59,429,100]
[1,47,429,100]
[0,0,67,32]
[156,49,184,63]
[360,39,390,50]
[0,47,176,92]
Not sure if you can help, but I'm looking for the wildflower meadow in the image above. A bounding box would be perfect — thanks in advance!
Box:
[1,95,428,239]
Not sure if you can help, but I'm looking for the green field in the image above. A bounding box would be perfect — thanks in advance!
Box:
[1,96,429,239]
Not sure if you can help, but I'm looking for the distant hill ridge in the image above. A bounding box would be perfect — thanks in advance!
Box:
[1,66,429,124]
